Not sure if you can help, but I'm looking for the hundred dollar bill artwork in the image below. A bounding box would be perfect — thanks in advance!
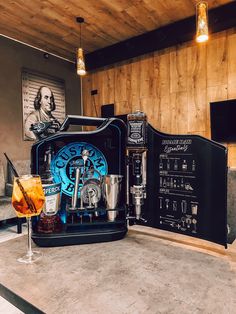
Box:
[22,69,66,140]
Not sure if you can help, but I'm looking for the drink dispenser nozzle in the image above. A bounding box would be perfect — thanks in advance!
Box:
[130,184,145,220]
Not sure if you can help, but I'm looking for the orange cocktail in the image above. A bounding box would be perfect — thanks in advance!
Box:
[12,174,45,263]
[12,175,45,218]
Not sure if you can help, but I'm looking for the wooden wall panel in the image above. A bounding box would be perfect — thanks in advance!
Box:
[102,68,115,105]
[82,76,92,116]
[207,33,228,138]
[154,51,170,133]
[114,62,132,114]
[227,30,236,167]
[170,92,188,134]
[228,145,236,168]
[187,44,207,134]
[170,47,187,93]
[83,29,236,166]
[129,58,141,110]
[140,97,159,129]
[114,63,129,103]
[207,33,228,87]
[139,53,154,98]
[90,72,101,117]
[228,31,236,99]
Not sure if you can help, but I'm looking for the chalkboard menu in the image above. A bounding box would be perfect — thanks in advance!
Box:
[143,124,227,247]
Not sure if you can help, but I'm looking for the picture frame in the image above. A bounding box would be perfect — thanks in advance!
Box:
[22,69,66,141]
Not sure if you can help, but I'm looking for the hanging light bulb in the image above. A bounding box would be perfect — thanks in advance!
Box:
[76,17,86,76]
[196,1,209,43]
[77,47,86,76]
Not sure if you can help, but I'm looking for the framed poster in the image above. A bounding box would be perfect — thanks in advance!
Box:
[22,69,66,140]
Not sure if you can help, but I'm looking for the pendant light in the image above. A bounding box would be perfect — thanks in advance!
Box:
[196,1,209,43]
[76,17,86,76]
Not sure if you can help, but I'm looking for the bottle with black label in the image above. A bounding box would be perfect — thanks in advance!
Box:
[127,110,147,147]
[41,146,61,216]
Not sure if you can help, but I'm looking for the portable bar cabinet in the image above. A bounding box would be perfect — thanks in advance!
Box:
[31,115,228,248]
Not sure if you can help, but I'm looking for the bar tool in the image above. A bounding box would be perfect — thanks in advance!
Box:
[192,218,197,233]
[82,149,90,173]
[103,174,123,222]
[181,200,187,214]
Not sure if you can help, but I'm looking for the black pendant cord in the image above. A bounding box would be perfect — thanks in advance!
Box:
[76,17,84,49]
[80,22,82,48]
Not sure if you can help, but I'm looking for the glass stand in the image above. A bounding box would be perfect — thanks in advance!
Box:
[17,217,42,264]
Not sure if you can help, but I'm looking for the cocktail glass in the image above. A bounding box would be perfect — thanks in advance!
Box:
[12,175,45,263]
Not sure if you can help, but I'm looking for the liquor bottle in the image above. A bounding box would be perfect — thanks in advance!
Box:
[165,199,169,210]
[159,197,163,209]
[192,160,196,172]
[159,158,163,170]
[182,159,188,171]
[173,179,177,188]
[127,110,147,147]
[163,178,167,188]
[173,200,177,211]
[41,146,61,216]
[174,159,178,171]
[167,159,170,171]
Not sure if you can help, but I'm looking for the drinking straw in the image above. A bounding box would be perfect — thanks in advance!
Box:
[4,153,37,213]
[4,152,19,175]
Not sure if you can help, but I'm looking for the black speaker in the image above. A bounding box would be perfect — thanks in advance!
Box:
[101,104,114,118]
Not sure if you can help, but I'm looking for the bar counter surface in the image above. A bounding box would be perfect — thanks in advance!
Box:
[0,226,236,314]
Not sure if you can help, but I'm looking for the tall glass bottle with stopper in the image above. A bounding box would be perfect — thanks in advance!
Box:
[38,145,62,233]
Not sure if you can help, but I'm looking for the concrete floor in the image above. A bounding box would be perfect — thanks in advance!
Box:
[0,225,236,313]
[0,224,26,313]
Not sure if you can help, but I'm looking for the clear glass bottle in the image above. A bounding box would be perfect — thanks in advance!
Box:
[41,146,61,216]
[127,110,147,147]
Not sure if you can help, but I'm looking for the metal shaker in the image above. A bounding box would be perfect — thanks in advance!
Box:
[102,175,123,221]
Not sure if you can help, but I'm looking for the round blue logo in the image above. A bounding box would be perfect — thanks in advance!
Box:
[51,142,108,197]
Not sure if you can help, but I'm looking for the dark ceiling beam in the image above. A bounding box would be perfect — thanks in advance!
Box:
[86,1,236,71]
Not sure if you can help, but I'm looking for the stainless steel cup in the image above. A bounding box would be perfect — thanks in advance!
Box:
[103,175,123,221]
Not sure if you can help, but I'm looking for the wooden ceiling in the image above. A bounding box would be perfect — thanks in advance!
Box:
[0,0,234,62]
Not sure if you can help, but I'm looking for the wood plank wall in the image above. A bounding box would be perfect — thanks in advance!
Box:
[83,28,236,167]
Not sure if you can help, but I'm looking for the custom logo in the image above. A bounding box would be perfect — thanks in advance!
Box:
[51,142,108,197]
